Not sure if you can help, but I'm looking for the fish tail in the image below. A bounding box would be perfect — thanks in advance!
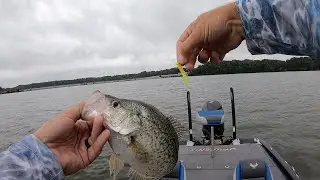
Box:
[109,153,124,180]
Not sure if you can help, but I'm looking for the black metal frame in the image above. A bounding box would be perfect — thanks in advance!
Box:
[187,91,193,141]
[187,88,237,143]
[230,87,237,140]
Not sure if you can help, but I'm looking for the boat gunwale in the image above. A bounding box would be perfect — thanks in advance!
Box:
[259,139,301,180]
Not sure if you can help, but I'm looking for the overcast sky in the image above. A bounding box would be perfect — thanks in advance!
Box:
[0,0,295,88]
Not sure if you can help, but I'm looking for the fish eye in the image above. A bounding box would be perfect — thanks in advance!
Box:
[112,101,119,108]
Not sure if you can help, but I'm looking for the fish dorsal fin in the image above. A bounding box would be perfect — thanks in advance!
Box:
[167,116,187,140]
[128,168,157,180]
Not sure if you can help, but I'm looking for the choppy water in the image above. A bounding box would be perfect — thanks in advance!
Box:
[1,71,320,180]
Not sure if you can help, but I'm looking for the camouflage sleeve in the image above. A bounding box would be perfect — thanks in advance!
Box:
[0,135,64,180]
[235,0,320,57]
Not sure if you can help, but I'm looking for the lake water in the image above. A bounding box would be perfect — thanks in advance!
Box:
[1,71,320,180]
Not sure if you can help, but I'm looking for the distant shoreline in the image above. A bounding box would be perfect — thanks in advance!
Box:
[1,70,318,95]
[1,57,319,95]
[0,75,179,95]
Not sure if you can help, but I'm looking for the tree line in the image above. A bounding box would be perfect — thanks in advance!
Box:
[190,57,319,76]
[0,68,180,94]
[0,57,319,94]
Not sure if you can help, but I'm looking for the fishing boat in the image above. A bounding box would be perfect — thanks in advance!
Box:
[164,87,301,180]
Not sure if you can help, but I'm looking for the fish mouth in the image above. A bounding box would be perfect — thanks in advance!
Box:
[82,90,107,118]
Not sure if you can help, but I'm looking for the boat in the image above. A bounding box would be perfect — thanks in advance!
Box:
[164,87,301,180]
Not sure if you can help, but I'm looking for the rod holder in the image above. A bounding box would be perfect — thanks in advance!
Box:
[230,87,236,140]
[187,91,193,141]
[211,126,215,158]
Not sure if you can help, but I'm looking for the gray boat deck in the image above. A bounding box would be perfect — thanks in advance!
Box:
[178,143,288,179]
[163,139,302,180]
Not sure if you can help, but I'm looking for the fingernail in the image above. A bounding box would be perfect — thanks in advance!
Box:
[177,54,187,64]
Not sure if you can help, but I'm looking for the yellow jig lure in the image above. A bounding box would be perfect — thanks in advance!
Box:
[176,62,190,88]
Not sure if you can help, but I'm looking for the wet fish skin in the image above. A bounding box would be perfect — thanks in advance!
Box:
[82,90,185,180]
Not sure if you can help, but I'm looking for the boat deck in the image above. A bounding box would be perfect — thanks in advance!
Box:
[181,143,285,179]
[165,139,300,180]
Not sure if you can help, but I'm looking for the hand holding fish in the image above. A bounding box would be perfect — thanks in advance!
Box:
[33,101,110,175]
[176,2,244,70]
[81,90,187,180]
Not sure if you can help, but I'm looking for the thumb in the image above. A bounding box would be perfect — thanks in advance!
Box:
[58,101,88,122]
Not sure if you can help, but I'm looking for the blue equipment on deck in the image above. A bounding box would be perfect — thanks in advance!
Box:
[196,101,224,125]
[196,101,226,145]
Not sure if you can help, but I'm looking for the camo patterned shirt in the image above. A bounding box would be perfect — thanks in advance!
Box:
[0,135,64,180]
[235,0,320,57]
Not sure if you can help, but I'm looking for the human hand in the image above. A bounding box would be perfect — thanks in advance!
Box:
[33,101,110,175]
[176,2,245,70]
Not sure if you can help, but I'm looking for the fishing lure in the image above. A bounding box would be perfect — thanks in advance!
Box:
[176,62,190,88]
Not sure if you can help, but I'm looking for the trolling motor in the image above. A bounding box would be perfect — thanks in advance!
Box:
[186,88,236,146]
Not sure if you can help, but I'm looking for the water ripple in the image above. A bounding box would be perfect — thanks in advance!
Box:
[1,71,320,180]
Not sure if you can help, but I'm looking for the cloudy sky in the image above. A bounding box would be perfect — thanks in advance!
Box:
[0,0,294,88]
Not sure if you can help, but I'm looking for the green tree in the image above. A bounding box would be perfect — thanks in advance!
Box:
[286,57,315,71]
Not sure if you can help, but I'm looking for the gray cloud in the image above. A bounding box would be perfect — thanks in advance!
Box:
[0,0,294,88]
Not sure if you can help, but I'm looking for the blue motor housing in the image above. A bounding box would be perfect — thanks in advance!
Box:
[196,101,225,142]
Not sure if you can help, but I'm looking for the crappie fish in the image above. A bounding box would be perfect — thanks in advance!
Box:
[81,90,186,180]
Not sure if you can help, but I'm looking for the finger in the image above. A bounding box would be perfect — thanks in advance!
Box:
[185,47,200,71]
[220,53,226,61]
[176,23,194,64]
[81,130,90,146]
[88,115,105,145]
[88,129,110,163]
[59,101,90,122]
[198,49,210,64]
[176,21,200,64]
[84,120,93,135]
[180,33,200,65]
[210,51,222,64]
